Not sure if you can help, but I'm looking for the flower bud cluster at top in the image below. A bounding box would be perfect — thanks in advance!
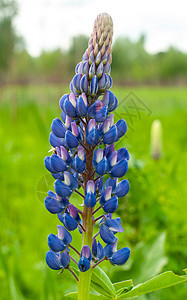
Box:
[44,13,130,280]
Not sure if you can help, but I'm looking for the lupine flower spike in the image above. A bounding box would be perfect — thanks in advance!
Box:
[44,13,130,298]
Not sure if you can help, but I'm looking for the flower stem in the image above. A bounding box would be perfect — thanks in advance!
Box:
[78,140,94,300]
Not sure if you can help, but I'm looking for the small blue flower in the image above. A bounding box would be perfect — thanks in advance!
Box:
[103,125,118,145]
[46,251,63,270]
[92,239,104,261]
[98,73,108,91]
[80,74,89,94]
[110,159,128,178]
[104,239,117,258]
[55,180,72,197]
[100,224,116,244]
[59,94,69,110]
[81,245,92,261]
[88,100,103,118]
[110,247,130,265]
[45,191,69,214]
[63,93,78,119]
[68,204,81,223]
[49,132,65,148]
[57,225,72,245]
[48,234,66,252]
[58,213,78,231]
[64,171,78,190]
[51,118,66,138]
[102,90,118,112]
[103,195,118,213]
[115,179,129,198]
[72,74,82,92]
[96,157,108,175]
[64,130,79,148]
[85,180,96,208]
[76,93,88,117]
[50,154,68,173]
[73,155,85,173]
[86,119,99,145]
[117,147,130,161]
[95,106,108,123]
[116,119,127,139]
[78,256,90,272]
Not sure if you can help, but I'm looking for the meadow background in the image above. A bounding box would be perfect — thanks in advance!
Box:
[0,1,187,299]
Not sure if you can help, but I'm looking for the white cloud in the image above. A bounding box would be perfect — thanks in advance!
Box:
[15,0,187,56]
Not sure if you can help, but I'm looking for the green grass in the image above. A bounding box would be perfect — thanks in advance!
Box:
[0,85,186,299]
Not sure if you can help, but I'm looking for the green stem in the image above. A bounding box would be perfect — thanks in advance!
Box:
[78,138,94,300]
[77,207,94,300]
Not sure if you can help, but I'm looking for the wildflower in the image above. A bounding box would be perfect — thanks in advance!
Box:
[43,13,130,288]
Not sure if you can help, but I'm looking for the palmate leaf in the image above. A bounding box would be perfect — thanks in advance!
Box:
[118,270,187,299]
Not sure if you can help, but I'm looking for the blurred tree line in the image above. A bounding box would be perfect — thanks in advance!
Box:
[1,0,187,85]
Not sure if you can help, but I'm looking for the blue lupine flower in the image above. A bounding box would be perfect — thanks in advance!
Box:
[78,256,90,272]
[48,234,66,252]
[58,213,78,231]
[55,180,72,197]
[78,245,92,272]
[86,119,99,145]
[116,119,127,139]
[103,195,118,213]
[110,247,130,265]
[80,74,89,94]
[59,94,69,110]
[95,106,108,123]
[63,93,78,119]
[72,74,82,92]
[46,251,63,270]
[68,204,81,223]
[44,13,131,280]
[49,132,65,148]
[51,118,66,138]
[100,217,124,244]
[88,100,103,118]
[45,191,69,214]
[110,159,128,178]
[115,179,129,197]
[76,93,88,117]
[65,130,79,148]
[96,157,108,175]
[85,180,96,208]
[117,147,130,161]
[103,125,118,145]
[104,239,117,258]
[92,239,104,262]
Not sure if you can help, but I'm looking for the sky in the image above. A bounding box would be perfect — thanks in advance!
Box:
[15,0,187,56]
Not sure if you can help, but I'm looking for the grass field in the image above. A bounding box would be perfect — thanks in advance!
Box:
[0,85,186,299]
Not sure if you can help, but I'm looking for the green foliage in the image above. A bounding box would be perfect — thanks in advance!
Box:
[0,0,20,73]
[0,85,187,299]
[65,268,187,299]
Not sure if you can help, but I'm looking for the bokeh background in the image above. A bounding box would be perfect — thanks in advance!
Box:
[0,0,187,299]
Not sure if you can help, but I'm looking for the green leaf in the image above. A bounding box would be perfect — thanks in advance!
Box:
[113,280,133,296]
[118,271,187,299]
[183,268,187,275]
[91,266,116,297]
[65,292,111,300]
[114,232,168,285]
